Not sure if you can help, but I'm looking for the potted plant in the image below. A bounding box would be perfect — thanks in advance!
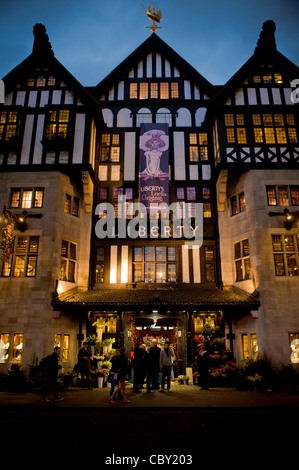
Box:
[102,337,115,352]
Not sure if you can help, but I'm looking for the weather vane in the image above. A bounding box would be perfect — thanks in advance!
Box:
[143,3,163,33]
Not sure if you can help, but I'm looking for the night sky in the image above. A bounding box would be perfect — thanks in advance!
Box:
[0,0,298,87]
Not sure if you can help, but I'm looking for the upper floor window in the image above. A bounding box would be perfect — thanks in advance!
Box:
[45,109,70,141]
[0,111,20,142]
[10,188,44,209]
[189,133,208,161]
[129,81,180,100]
[230,192,246,215]
[252,73,283,84]
[133,246,176,283]
[1,236,39,278]
[253,113,297,145]
[266,185,299,206]
[234,238,252,282]
[272,234,299,276]
[205,246,216,282]
[224,114,247,144]
[59,240,76,282]
[27,76,56,87]
[64,194,79,217]
[100,134,120,162]
[95,247,105,283]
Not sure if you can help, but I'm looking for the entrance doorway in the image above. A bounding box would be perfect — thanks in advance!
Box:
[130,317,179,376]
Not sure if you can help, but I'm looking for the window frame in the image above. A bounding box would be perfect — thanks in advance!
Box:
[0,332,24,364]
[272,234,299,277]
[59,240,77,283]
[234,238,252,282]
[1,236,39,278]
[132,246,177,283]
[266,185,299,207]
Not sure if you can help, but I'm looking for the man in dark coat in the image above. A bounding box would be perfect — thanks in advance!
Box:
[78,341,93,390]
[133,343,146,393]
[146,339,161,392]
[41,346,64,402]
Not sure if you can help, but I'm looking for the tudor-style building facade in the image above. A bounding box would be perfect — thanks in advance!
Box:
[0,21,297,375]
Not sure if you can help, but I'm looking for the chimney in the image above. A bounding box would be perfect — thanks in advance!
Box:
[255,20,277,53]
[32,23,54,56]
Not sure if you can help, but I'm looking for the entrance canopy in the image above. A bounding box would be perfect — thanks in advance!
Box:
[52,283,260,311]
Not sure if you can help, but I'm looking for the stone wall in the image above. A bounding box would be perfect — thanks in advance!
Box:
[217,168,299,365]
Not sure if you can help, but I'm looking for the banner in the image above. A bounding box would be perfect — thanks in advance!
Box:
[139,123,169,211]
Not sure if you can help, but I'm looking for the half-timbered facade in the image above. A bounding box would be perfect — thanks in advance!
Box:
[0,21,297,375]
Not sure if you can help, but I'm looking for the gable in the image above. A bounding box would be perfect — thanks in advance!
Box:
[93,33,215,102]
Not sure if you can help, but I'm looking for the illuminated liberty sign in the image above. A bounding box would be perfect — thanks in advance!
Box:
[95,198,203,248]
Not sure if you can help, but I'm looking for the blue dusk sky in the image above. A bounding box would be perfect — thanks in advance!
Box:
[0,0,298,86]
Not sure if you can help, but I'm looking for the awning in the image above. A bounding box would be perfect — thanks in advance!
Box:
[52,283,260,311]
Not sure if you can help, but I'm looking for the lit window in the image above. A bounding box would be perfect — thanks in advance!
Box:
[160,83,169,99]
[27,79,35,86]
[266,186,277,206]
[59,240,76,282]
[139,83,148,100]
[0,111,20,142]
[272,234,298,277]
[95,247,105,283]
[203,203,211,218]
[11,188,43,210]
[1,236,39,278]
[64,194,71,214]
[274,73,283,84]
[133,246,176,283]
[290,186,299,206]
[45,109,70,141]
[205,246,215,282]
[48,76,56,86]
[230,192,245,215]
[242,333,258,359]
[277,186,289,206]
[253,113,297,145]
[225,114,247,144]
[36,76,46,87]
[171,82,179,98]
[150,83,158,99]
[100,133,120,163]
[234,238,251,281]
[189,133,208,161]
[130,83,138,99]
[54,334,70,361]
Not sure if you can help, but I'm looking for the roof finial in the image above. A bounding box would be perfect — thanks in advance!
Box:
[143,3,164,33]
[32,23,54,56]
[255,20,277,53]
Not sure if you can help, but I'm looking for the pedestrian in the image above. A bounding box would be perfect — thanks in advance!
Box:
[159,341,174,392]
[198,345,210,390]
[133,342,146,393]
[40,346,64,402]
[78,341,93,390]
[108,349,122,400]
[109,347,131,403]
[146,338,161,392]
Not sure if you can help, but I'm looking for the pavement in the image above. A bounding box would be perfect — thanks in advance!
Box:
[1,381,299,410]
